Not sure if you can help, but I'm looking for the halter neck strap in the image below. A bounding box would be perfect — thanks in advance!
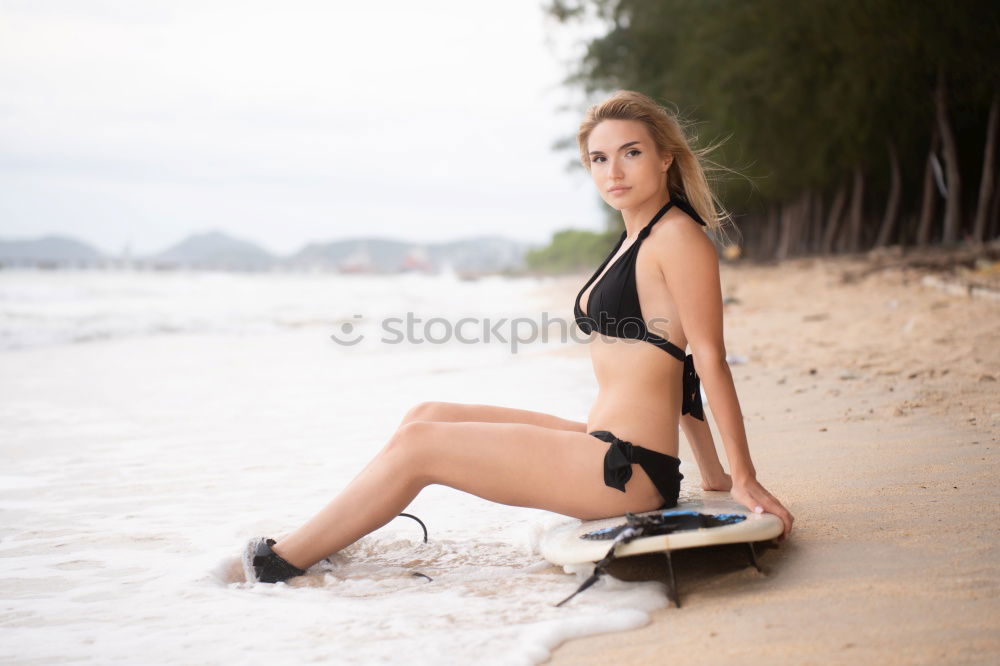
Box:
[637,199,677,240]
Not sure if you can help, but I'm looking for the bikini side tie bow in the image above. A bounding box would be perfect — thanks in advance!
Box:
[603,438,637,492]
[681,353,705,421]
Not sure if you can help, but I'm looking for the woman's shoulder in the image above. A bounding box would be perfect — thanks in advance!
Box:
[646,203,714,251]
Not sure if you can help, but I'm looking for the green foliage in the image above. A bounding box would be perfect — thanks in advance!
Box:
[544,0,1000,213]
[525,228,621,273]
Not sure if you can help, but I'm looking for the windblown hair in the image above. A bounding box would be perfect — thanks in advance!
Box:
[577,89,738,245]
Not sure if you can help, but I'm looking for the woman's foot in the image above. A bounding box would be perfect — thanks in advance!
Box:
[242,537,308,584]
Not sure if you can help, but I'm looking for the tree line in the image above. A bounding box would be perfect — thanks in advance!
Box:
[529,0,999,268]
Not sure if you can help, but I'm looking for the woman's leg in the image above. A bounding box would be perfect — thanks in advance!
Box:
[270,420,662,570]
[397,401,588,432]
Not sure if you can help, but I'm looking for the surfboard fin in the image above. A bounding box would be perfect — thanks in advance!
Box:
[746,541,761,572]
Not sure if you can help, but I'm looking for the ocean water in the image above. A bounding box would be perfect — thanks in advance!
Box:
[0,269,680,665]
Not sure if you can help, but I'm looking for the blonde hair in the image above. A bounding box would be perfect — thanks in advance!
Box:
[577,89,739,247]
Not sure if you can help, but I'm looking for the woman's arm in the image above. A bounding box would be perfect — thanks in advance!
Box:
[679,412,732,491]
[653,220,794,540]
[690,351,755,482]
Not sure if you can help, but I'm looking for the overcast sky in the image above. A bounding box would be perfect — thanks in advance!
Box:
[0,1,611,256]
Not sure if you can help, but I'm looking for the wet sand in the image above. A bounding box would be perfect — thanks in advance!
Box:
[540,252,1000,664]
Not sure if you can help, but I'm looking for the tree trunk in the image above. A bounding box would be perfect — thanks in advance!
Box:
[788,191,807,257]
[901,214,916,246]
[875,140,902,247]
[972,91,999,244]
[820,180,847,254]
[989,168,1000,240]
[846,165,865,253]
[791,192,803,256]
[748,212,757,260]
[934,66,962,244]
[916,124,941,247]
[801,189,816,255]
[809,191,824,253]
[765,205,780,261]
[776,199,792,261]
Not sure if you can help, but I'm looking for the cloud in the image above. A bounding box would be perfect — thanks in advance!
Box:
[0,1,604,255]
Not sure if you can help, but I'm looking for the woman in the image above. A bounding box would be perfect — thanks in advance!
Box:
[243,90,794,584]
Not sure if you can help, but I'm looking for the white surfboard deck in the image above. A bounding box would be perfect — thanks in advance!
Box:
[540,492,783,566]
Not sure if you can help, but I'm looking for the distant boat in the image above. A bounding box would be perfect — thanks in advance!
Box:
[339,242,375,274]
[399,245,435,274]
[438,259,460,280]
[437,261,477,280]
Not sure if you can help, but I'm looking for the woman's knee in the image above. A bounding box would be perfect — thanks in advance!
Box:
[383,421,438,482]
[399,401,453,426]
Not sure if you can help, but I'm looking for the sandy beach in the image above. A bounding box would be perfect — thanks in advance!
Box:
[542,251,1000,664]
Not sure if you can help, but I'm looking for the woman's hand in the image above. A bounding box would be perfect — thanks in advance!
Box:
[731,476,794,541]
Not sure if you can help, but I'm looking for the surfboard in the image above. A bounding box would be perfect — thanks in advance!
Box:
[540,491,783,607]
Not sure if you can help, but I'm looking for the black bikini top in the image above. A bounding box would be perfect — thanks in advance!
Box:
[573,196,708,420]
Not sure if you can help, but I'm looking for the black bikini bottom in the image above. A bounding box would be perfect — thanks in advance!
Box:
[590,430,684,510]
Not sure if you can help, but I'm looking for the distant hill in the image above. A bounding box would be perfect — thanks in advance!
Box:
[0,230,538,275]
[287,236,531,273]
[147,230,276,270]
[289,237,409,271]
[0,235,106,266]
[427,236,530,273]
